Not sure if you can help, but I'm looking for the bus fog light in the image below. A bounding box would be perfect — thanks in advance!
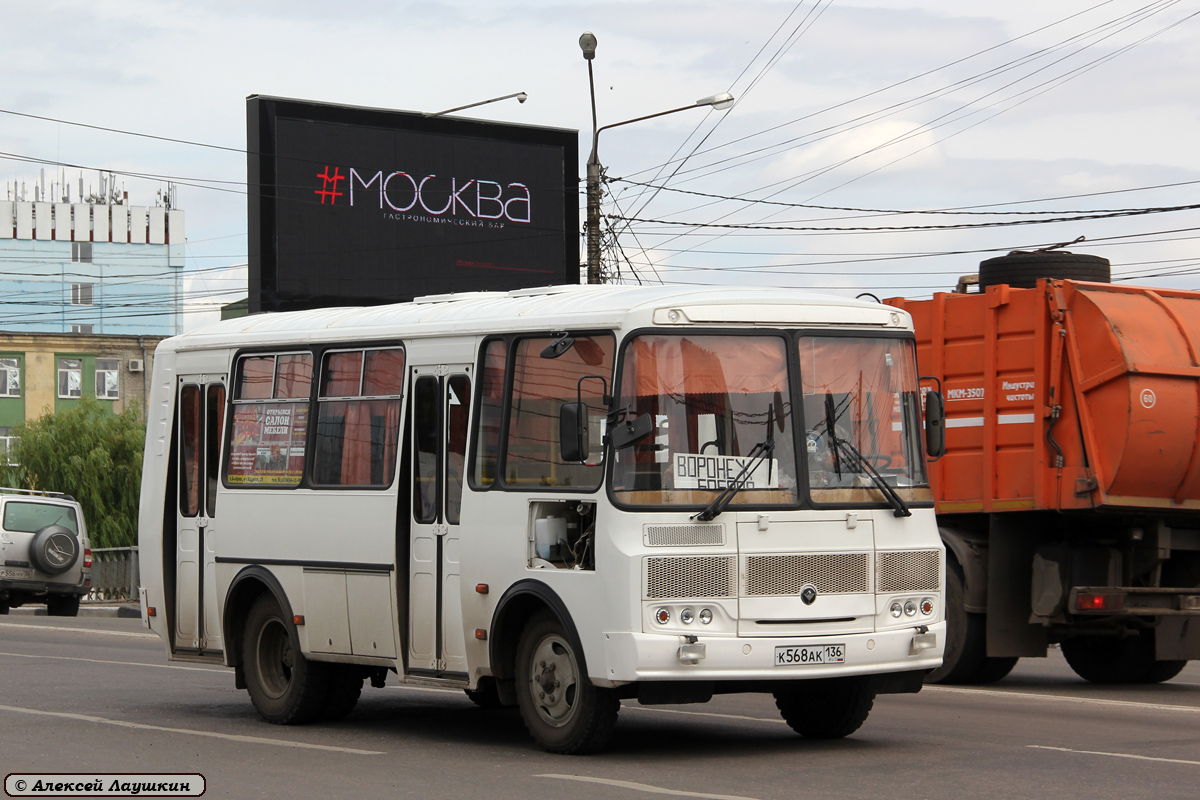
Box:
[655,608,671,625]
[890,602,903,618]
[698,608,713,624]
[678,643,706,663]
[920,598,934,615]
[904,601,918,616]
[680,608,695,624]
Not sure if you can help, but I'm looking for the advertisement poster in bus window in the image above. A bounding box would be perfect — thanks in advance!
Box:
[227,403,309,485]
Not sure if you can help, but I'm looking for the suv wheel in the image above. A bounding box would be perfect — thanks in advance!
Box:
[46,594,80,617]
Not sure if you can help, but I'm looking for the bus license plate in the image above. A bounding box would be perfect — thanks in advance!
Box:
[774,644,845,666]
[0,567,34,580]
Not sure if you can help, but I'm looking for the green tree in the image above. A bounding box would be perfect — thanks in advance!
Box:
[2,398,145,548]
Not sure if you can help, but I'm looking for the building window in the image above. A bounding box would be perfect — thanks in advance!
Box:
[70,324,95,334]
[0,427,15,466]
[96,359,120,399]
[58,359,82,398]
[0,358,19,397]
[71,242,93,263]
[71,283,94,305]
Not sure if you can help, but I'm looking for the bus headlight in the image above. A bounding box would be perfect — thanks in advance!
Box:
[680,608,695,624]
[904,600,918,616]
[890,602,903,618]
[698,608,713,625]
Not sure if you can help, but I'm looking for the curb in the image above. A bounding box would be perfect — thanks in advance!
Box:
[11,605,141,619]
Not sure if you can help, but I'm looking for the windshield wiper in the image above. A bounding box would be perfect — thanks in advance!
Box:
[823,392,910,518]
[692,405,776,522]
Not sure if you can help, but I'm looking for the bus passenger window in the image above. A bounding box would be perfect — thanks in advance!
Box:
[505,334,613,490]
[413,376,439,523]
[226,352,313,488]
[472,340,506,488]
[179,384,201,516]
[312,347,404,487]
[445,375,471,524]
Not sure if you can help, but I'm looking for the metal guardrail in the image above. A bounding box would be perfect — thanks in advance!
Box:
[86,546,139,602]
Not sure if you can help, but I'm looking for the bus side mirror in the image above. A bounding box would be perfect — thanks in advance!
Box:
[560,402,589,463]
[924,390,946,460]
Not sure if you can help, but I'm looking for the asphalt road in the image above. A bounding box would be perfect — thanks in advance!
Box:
[1,615,1197,800]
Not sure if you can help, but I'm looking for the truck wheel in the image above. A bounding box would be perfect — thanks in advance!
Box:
[979,251,1110,289]
[243,593,330,724]
[926,561,985,683]
[320,665,363,721]
[46,594,80,617]
[1061,634,1154,683]
[973,655,1019,683]
[774,677,876,739]
[514,611,619,754]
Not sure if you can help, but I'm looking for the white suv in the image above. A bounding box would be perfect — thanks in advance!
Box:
[0,489,91,616]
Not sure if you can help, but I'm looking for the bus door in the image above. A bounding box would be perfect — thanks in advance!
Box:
[408,366,472,679]
[175,376,226,655]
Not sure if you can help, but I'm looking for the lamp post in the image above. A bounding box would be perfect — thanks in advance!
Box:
[427,91,528,117]
[580,31,733,284]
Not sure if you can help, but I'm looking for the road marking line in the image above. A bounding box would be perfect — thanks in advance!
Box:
[0,703,383,755]
[0,622,157,639]
[924,685,1200,714]
[538,774,760,800]
[0,650,223,673]
[624,705,786,725]
[1028,745,1200,766]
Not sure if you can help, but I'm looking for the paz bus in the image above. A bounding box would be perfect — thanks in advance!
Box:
[137,284,947,754]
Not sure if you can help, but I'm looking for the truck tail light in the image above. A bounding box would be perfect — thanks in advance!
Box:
[83,549,93,569]
[1075,592,1125,612]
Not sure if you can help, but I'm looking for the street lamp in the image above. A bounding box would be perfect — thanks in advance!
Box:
[580,31,733,284]
[427,91,528,117]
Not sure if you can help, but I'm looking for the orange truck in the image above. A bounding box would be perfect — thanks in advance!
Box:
[887,250,1200,684]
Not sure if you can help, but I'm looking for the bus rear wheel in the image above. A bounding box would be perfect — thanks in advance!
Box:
[774,677,876,739]
[243,594,330,724]
[515,611,619,754]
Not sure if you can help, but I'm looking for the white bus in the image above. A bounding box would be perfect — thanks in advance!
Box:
[138,284,947,754]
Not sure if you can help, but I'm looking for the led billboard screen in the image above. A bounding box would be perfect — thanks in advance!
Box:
[247,95,579,313]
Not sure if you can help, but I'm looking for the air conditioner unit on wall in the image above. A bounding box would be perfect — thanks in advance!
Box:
[128,359,144,373]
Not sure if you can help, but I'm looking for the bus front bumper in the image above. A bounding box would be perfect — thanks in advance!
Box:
[596,621,945,685]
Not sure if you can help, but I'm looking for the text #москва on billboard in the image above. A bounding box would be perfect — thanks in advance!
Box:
[248,95,579,313]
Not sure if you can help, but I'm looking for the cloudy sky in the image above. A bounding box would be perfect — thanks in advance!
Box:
[3,0,1198,328]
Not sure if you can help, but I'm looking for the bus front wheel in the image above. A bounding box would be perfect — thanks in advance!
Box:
[243,593,330,724]
[774,676,876,739]
[514,611,619,754]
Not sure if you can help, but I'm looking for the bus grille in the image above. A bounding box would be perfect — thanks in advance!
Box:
[644,524,725,547]
[645,556,737,599]
[877,550,941,592]
[743,553,870,596]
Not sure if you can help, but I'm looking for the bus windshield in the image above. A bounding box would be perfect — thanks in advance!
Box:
[799,335,932,505]
[610,332,931,509]
[610,334,800,508]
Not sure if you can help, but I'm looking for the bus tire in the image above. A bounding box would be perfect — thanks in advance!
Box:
[0,599,8,615]
[243,593,330,724]
[1061,634,1154,683]
[320,665,363,721]
[1142,659,1188,683]
[515,611,619,754]
[774,676,875,739]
